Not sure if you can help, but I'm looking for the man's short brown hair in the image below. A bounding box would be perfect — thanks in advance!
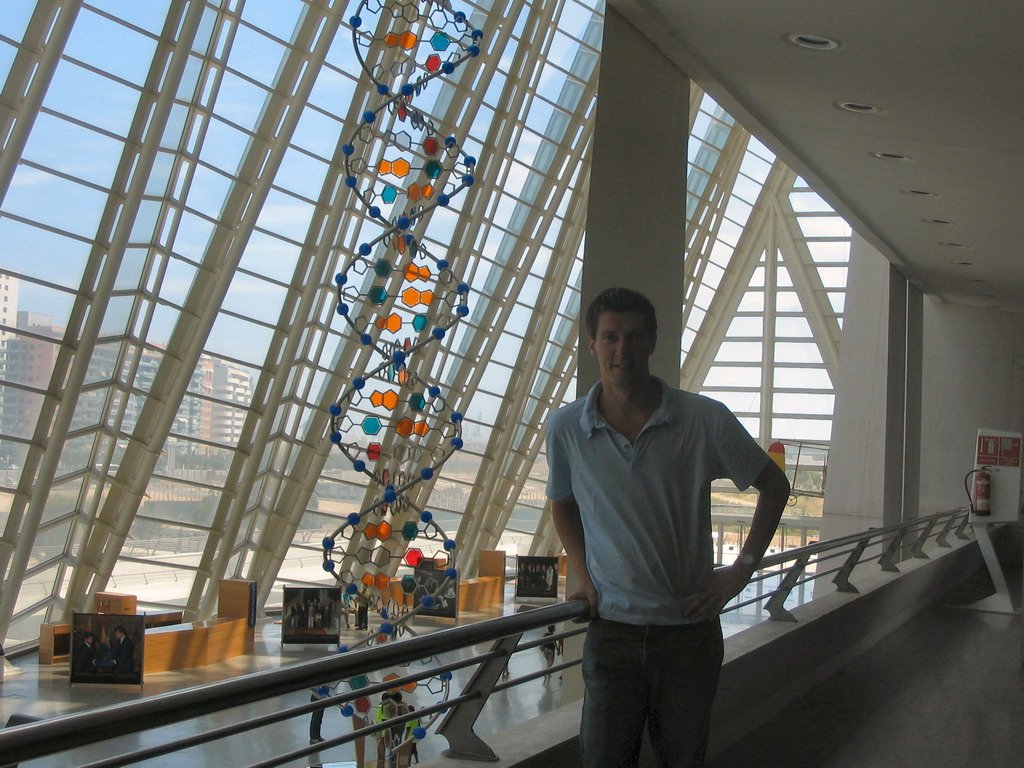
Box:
[584,287,658,340]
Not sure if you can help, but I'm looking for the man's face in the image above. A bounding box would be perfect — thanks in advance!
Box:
[588,310,656,387]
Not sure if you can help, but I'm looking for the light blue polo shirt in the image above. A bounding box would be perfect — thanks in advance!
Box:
[545,378,768,625]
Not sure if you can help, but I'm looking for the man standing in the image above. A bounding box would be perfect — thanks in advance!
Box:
[74,632,98,675]
[111,625,135,676]
[547,287,790,767]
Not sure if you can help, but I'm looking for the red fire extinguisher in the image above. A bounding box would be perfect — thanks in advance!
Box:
[971,468,992,516]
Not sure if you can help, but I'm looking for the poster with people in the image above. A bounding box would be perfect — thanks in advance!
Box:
[282,587,342,644]
[69,613,144,686]
[515,556,559,599]
[412,567,458,618]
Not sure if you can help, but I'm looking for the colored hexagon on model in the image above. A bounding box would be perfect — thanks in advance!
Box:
[367,443,383,461]
[374,573,390,591]
[361,416,383,435]
[402,523,419,542]
[424,159,443,178]
[401,574,417,593]
[426,54,441,72]
[374,313,403,333]
[368,286,388,305]
[408,392,426,411]
[430,32,451,51]
[423,136,439,155]
[370,390,400,410]
[405,264,431,282]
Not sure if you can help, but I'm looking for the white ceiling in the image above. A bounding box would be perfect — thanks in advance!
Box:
[610,0,1024,311]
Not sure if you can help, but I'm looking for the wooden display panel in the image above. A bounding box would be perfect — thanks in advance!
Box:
[94,592,138,615]
[217,579,256,653]
[38,623,72,664]
[477,549,506,578]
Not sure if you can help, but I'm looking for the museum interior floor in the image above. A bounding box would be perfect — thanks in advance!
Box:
[2,568,1022,768]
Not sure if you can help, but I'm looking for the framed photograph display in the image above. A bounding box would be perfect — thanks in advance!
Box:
[515,555,559,599]
[412,567,459,618]
[69,612,144,686]
[282,587,342,644]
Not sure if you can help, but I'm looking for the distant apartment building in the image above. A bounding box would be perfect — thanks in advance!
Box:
[0,310,62,443]
[210,358,252,446]
[0,272,19,337]
[0,271,253,457]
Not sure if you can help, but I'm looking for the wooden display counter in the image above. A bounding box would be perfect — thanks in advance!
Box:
[143,617,251,674]
[458,576,503,611]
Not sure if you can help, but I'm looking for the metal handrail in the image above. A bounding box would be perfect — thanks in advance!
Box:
[0,507,973,766]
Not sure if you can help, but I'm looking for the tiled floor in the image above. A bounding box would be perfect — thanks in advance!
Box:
[707,565,1024,768]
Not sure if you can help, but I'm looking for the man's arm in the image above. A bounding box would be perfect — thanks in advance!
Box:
[551,494,599,618]
[686,457,790,619]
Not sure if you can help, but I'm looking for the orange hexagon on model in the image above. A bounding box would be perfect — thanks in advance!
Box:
[374,573,390,591]
[405,264,431,282]
[391,158,410,177]
[377,521,393,540]
[395,417,414,437]
[413,420,429,436]
[398,32,417,50]
[402,287,422,306]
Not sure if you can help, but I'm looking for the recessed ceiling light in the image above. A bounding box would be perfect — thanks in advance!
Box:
[835,101,884,114]
[786,33,842,50]
[900,189,939,197]
[870,151,913,161]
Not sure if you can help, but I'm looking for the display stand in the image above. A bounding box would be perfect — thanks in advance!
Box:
[969,523,1016,614]
[963,429,1022,615]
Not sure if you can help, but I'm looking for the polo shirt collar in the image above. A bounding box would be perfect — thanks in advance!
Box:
[579,377,681,437]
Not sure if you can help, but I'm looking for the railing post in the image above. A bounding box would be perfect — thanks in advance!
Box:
[878,530,906,572]
[765,556,809,622]
[832,538,870,593]
[935,512,959,548]
[955,508,972,540]
[436,632,522,761]
[910,519,937,559]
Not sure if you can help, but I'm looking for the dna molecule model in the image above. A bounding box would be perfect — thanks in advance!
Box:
[322,0,483,662]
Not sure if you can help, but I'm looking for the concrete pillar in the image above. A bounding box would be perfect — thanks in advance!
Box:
[579,5,688,389]
[562,6,689,704]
